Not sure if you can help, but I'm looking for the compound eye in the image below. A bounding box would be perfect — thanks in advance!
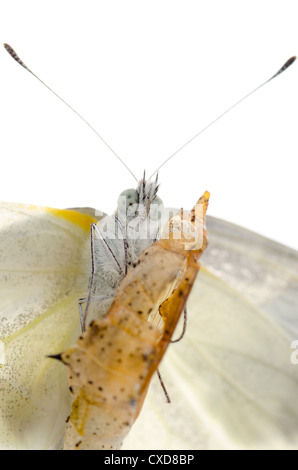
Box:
[117,189,139,215]
[149,196,164,221]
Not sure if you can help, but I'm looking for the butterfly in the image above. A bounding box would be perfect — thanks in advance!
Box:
[0,45,298,450]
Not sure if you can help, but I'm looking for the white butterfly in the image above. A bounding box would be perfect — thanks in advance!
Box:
[0,45,297,450]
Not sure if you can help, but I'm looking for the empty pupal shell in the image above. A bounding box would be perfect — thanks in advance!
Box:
[62,193,209,450]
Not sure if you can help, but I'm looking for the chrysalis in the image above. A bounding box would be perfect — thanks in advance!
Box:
[60,192,209,450]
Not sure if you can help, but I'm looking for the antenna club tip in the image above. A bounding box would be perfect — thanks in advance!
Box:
[288,56,297,65]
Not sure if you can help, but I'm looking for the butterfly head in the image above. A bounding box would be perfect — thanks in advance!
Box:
[116,172,163,222]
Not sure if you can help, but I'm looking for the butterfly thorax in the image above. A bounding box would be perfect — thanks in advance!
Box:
[83,175,170,327]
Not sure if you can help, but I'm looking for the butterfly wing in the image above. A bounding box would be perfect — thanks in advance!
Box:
[203,216,298,339]
[123,216,298,450]
[0,203,94,449]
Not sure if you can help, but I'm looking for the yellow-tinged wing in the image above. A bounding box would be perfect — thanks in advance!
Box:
[0,202,94,450]
[123,216,298,450]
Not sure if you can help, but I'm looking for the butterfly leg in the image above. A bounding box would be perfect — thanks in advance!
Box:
[170,305,187,343]
[114,214,129,275]
[78,297,87,332]
[156,369,171,403]
[156,304,187,402]
[79,223,97,332]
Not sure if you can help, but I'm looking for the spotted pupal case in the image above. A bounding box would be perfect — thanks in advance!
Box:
[61,192,209,450]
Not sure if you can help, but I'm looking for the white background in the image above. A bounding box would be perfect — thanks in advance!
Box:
[0,1,297,249]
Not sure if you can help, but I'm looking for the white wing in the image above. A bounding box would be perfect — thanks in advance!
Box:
[123,216,298,450]
[0,203,94,450]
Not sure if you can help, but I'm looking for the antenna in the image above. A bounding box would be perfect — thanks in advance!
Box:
[3,43,138,183]
[150,56,296,179]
